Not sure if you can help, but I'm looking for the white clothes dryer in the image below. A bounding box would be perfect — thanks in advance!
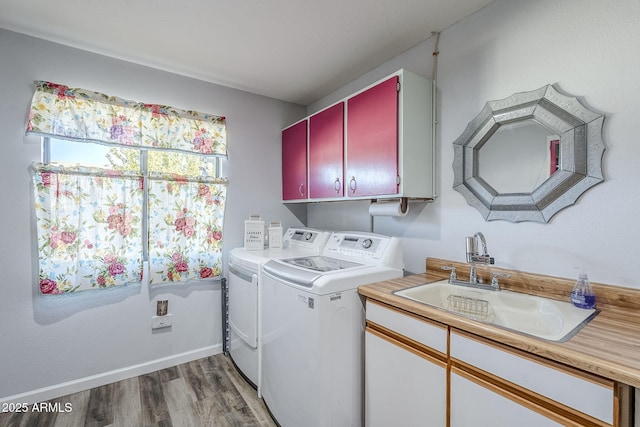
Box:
[227,228,329,393]
[261,231,404,427]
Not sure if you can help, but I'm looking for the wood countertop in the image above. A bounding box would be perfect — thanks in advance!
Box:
[358,258,640,389]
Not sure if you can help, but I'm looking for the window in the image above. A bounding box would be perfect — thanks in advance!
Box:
[47,138,218,176]
[30,81,227,295]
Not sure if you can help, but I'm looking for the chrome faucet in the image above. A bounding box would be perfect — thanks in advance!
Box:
[440,233,499,291]
[466,232,494,284]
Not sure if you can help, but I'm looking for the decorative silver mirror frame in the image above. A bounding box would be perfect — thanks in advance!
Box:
[452,84,605,223]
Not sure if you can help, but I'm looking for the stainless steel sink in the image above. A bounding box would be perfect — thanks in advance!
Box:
[394,280,598,342]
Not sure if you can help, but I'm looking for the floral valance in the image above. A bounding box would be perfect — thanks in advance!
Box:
[26,81,227,157]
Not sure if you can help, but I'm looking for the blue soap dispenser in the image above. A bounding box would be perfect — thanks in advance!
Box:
[570,271,596,309]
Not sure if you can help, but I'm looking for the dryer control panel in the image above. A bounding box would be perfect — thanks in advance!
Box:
[323,232,392,261]
[285,228,330,251]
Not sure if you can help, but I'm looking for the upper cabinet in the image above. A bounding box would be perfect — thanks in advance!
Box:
[346,76,399,197]
[282,120,308,200]
[282,69,433,202]
[309,102,344,198]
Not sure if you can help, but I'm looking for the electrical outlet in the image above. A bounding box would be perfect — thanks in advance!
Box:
[152,314,172,329]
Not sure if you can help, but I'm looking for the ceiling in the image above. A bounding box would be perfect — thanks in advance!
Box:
[0,0,494,105]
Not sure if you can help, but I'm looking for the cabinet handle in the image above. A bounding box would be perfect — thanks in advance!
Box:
[349,176,357,194]
[298,183,304,197]
[334,177,341,194]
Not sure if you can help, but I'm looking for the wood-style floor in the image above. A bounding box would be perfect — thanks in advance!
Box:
[0,353,277,427]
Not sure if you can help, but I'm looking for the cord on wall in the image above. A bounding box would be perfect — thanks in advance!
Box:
[431,31,440,200]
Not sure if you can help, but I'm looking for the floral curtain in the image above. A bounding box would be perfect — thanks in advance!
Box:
[33,164,144,294]
[26,81,227,157]
[147,173,226,284]
[33,165,228,294]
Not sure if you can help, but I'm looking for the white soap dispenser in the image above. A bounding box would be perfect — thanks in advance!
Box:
[570,271,596,309]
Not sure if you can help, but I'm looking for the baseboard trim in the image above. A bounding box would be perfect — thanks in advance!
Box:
[0,344,222,405]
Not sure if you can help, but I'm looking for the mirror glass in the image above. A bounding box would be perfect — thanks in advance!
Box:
[478,120,558,193]
[452,85,605,223]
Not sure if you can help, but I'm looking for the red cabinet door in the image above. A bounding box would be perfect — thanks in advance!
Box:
[346,76,399,197]
[282,120,308,200]
[309,103,344,198]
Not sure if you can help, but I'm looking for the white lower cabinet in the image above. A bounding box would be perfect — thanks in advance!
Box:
[365,301,447,427]
[450,330,616,427]
[364,300,630,427]
[365,329,446,426]
[450,369,563,427]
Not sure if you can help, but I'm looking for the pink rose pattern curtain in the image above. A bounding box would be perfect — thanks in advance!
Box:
[29,82,228,294]
[33,166,228,294]
[33,164,144,294]
[27,81,227,157]
[147,173,226,284]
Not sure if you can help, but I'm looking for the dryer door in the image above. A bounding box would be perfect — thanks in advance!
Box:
[228,262,258,348]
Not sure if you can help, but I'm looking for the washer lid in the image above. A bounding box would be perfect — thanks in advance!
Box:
[280,256,362,272]
[262,256,364,288]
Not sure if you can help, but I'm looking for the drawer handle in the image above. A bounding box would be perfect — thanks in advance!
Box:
[349,176,357,193]
[334,177,341,193]
[298,183,304,197]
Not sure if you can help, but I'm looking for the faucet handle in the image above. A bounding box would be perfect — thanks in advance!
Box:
[491,272,510,290]
[441,265,457,281]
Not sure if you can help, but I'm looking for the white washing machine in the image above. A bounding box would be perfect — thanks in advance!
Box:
[227,227,329,393]
[261,231,404,427]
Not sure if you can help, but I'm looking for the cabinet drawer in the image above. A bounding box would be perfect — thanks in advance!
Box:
[450,330,614,424]
[366,301,447,354]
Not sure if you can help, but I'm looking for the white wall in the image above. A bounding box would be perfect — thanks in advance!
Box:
[0,29,305,402]
[308,0,640,287]
[4,0,640,403]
